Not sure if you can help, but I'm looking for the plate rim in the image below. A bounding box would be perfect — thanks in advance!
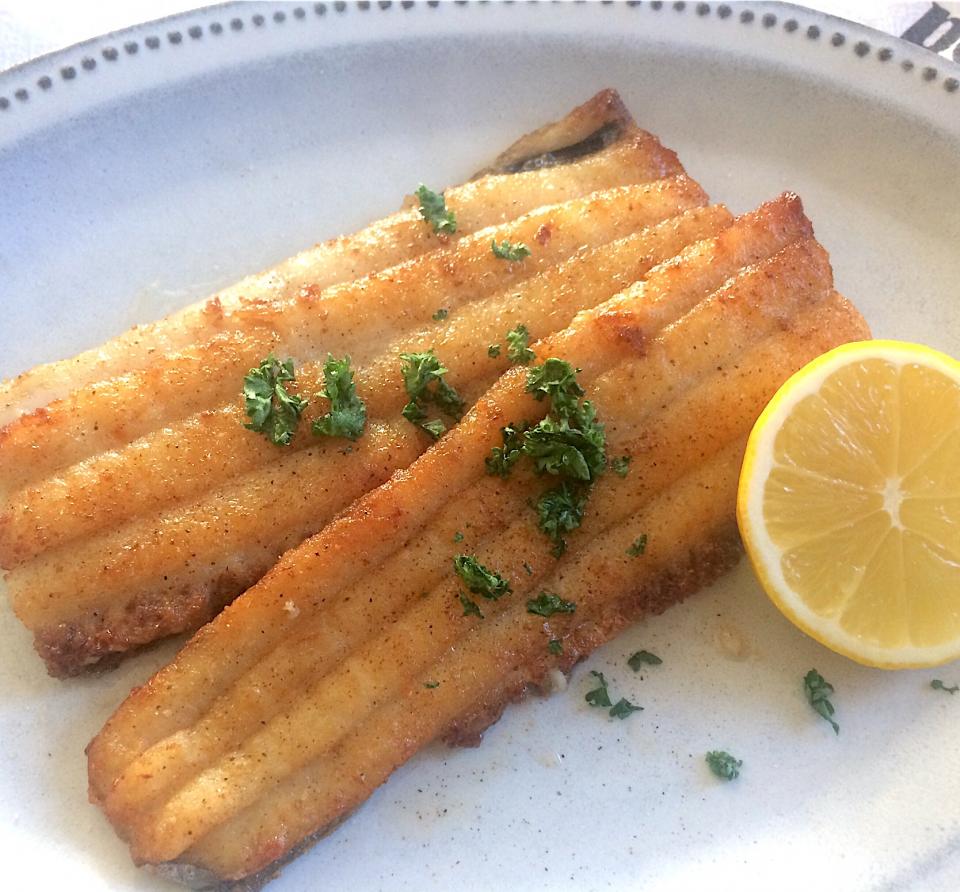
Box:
[0,0,958,117]
[1,2,959,891]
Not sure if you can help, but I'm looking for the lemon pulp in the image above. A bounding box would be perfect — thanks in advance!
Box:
[738,340,960,668]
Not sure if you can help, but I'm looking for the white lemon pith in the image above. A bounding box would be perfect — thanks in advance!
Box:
[737,340,960,668]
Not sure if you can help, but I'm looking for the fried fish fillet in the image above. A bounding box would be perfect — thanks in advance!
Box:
[3,95,717,675]
[0,90,659,422]
[4,174,729,676]
[0,176,705,495]
[87,195,869,887]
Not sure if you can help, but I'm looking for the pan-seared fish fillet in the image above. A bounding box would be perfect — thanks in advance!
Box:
[4,175,728,676]
[0,176,706,492]
[0,90,664,421]
[2,92,722,676]
[87,195,869,886]
[3,193,732,552]
[8,198,821,677]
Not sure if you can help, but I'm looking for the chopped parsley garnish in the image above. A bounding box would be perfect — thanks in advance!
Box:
[609,697,643,720]
[627,535,648,557]
[505,324,536,365]
[432,308,449,321]
[312,354,366,441]
[523,405,606,482]
[486,421,530,477]
[536,482,587,556]
[424,681,440,689]
[453,555,511,601]
[804,668,839,734]
[627,650,662,670]
[453,531,464,543]
[610,455,631,477]
[488,344,501,358]
[523,561,534,575]
[584,670,612,708]
[525,357,585,414]
[585,670,642,718]
[492,239,531,262]
[243,354,308,446]
[459,593,484,618]
[399,350,465,439]
[526,591,576,617]
[487,358,606,555]
[705,750,742,780]
[548,638,563,655]
[931,679,959,694]
[416,184,456,235]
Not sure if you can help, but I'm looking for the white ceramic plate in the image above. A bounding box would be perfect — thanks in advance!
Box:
[2,2,959,890]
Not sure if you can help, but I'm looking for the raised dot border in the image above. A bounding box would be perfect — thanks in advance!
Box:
[1,0,957,112]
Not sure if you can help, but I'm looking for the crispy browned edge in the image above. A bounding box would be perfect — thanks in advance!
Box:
[34,573,253,676]
[27,90,649,677]
[152,523,742,890]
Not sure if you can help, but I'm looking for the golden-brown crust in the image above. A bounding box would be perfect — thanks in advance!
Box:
[152,524,742,891]
[86,184,869,885]
[171,446,751,880]
[8,178,718,677]
[85,192,816,804]
[0,176,704,505]
[24,426,423,677]
[440,522,743,747]
[0,91,650,425]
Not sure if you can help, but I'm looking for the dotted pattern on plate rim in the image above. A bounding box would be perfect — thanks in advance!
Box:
[0,0,957,113]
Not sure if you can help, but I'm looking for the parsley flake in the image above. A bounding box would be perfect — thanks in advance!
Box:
[243,354,308,446]
[486,421,530,477]
[705,750,742,780]
[610,455,631,477]
[506,324,536,365]
[453,531,464,543]
[526,591,576,617]
[453,555,511,601]
[584,670,612,708]
[424,681,440,689]
[536,482,587,556]
[627,650,662,670]
[312,354,366,441]
[523,403,606,482]
[804,668,839,734]
[487,358,606,554]
[492,239,531,262]
[399,350,465,439]
[627,535,648,557]
[931,679,959,694]
[585,670,642,718]
[523,561,534,575]
[488,344,501,358]
[416,184,456,235]
[525,358,585,414]
[432,308,449,321]
[609,697,643,720]
[548,638,563,655]
[459,593,484,619]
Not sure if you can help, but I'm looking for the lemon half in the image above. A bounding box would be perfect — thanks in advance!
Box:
[738,340,960,669]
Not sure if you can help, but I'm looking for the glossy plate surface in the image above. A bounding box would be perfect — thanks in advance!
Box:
[1,2,958,890]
